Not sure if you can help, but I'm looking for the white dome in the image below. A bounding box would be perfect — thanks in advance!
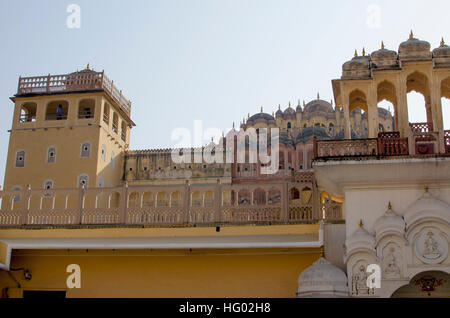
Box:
[374,205,406,242]
[404,191,450,229]
[297,257,348,298]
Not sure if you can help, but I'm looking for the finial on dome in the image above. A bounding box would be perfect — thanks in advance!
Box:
[317,92,320,100]
[381,41,385,49]
[272,111,274,116]
[278,104,281,110]
[354,49,358,57]
[211,136,214,142]
[388,202,392,210]
[441,37,445,46]
[232,122,235,129]
[409,30,414,40]
[288,101,291,107]
[248,113,250,118]
[359,219,364,228]
[303,100,306,107]
[86,63,90,70]
[330,99,333,106]
[298,99,300,106]
[362,47,366,56]
[261,106,263,113]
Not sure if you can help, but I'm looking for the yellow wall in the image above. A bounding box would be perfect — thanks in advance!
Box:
[0,248,320,298]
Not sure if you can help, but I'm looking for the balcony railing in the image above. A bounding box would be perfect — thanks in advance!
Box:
[377,132,409,156]
[315,138,378,158]
[17,71,131,117]
[0,182,342,227]
[45,112,68,121]
[19,114,36,123]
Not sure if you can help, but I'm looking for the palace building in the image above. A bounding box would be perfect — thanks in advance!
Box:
[0,33,449,298]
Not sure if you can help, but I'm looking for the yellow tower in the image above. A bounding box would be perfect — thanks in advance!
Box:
[2,66,135,209]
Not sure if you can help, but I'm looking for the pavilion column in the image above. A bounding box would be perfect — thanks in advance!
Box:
[431,74,444,132]
[367,85,379,138]
[396,76,409,138]
[343,95,351,139]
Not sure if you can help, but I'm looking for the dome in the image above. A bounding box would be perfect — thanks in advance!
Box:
[297,258,348,298]
[345,224,376,258]
[304,99,334,114]
[283,105,296,119]
[275,107,283,118]
[403,190,450,229]
[370,43,399,69]
[398,33,431,61]
[433,39,450,67]
[247,112,275,124]
[374,204,405,241]
[342,54,370,79]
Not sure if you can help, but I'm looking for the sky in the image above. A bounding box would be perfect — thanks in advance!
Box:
[0,0,449,185]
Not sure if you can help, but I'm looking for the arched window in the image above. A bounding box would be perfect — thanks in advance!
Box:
[287,122,292,129]
[46,100,69,120]
[103,103,110,124]
[112,112,119,134]
[78,99,95,119]
[19,102,37,123]
[11,186,22,202]
[121,121,127,141]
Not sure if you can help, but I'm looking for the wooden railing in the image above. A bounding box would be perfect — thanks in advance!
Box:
[377,132,409,156]
[0,182,342,227]
[409,122,433,134]
[17,71,131,117]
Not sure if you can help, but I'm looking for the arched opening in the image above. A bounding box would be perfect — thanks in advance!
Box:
[406,71,431,130]
[349,90,368,139]
[328,123,335,135]
[78,99,95,119]
[267,188,281,205]
[156,192,168,207]
[128,192,140,208]
[289,187,300,204]
[287,122,292,129]
[253,188,266,205]
[204,191,214,207]
[19,102,37,123]
[391,271,450,298]
[377,80,397,132]
[191,191,202,207]
[301,187,312,205]
[46,100,69,121]
[238,189,251,205]
[170,191,181,207]
[112,112,119,134]
[121,121,127,141]
[142,192,154,207]
[350,108,368,138]
[103,103,110,124]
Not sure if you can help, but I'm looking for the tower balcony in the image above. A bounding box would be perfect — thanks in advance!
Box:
[16,68,131,117]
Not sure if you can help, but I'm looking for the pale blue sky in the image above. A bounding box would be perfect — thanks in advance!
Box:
[0,0,449,185]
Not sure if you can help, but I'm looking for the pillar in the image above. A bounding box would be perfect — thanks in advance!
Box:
[367,85,379,138]
[396,76,409,138]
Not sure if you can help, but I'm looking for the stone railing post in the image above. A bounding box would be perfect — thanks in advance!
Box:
[183,181,190,223]
[214,179,222,223]
[76,184,85,224]
[281,182,288,222]
[21,184,31,225]
[120,181,129,224]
